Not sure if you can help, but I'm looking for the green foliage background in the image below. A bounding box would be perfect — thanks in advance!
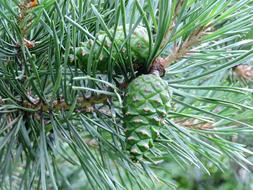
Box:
[0,0,253,189]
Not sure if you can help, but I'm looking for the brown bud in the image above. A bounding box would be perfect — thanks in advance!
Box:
[233,64,253,80]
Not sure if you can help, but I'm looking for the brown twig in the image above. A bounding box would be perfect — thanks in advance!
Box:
[149,0,211,76]
[161,26,208,68]
[18,1,38,47]
[150,25,210,77]
[150,57,166,76]
[175,118,214,130]
[23,39,36,49]
[149,0,184,76]
[0,95,109,114]
[23,95,109,113]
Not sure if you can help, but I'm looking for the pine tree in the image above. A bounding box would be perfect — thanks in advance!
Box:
[0,0,253,189]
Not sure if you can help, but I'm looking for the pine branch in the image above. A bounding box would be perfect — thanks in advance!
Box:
[150,26,209,75]
[0,95,109,113]
[162,26,209,68]
[0,0,253,189]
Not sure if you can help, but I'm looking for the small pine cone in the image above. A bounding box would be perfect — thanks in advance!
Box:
[123,74,172,161]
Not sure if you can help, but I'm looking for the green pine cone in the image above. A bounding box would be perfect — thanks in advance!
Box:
[69,25,149,73]
[123,74,172,161]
